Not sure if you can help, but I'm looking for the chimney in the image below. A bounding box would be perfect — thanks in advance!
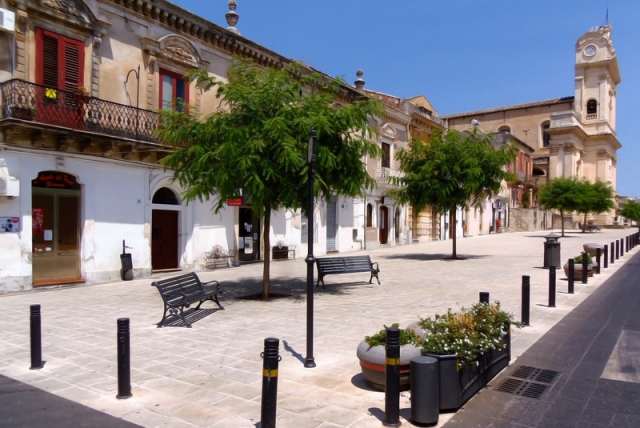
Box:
[354,69,365,90]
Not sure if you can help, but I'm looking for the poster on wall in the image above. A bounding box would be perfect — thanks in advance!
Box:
[0,217,20,233]
[32,208,44,234]
[244,237,253,254]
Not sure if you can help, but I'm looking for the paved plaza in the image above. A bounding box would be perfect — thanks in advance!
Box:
[0,228,637,427]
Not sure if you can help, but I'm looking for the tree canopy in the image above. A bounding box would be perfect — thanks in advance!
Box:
[537,177,580,236]
[538,177,615,236]
[619,200,640,231]
[573,179,615,231]
[156,58,384,298]
[390,128,516,259]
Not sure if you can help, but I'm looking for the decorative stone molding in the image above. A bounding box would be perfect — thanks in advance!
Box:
[548,145,560,155]
[597,149,613,160]
[562,144,580,155]
[381,123,396,140]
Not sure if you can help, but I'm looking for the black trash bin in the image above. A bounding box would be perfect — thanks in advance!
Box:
[410,356,439,426]
[543,233,561,268]
[120,240,134,281]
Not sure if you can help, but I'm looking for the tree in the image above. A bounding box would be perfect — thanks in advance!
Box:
[537,177,580,237]
[619,200,640,231]
[573,179,615,232]
[390,128,516,259]
[157,58,383,298]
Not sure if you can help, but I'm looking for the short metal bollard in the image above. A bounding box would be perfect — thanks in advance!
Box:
[521,276,530,326]
[596,248,601,275]
[620,238,624,257]
[616,240,620,259]
[548,266,556,308]
[410,356,439,426]
[611,241,615,264]
[260,338,281,428]
[626,236,630,252]
[479,292,490,305]
[116,318,132,399]
[604,245,608,269]
[582,252,588,284]
[384,327,401,427]
[567,259,575,294]
[30,304,43,370]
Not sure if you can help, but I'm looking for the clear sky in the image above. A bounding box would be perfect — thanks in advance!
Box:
[175,0,639,198]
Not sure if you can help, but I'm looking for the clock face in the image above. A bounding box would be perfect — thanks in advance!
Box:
[584,44,597,56]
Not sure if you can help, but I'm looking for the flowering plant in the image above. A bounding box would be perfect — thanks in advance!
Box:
[416,302,520,369]
[574,252,594,264]
[364,323,420,348]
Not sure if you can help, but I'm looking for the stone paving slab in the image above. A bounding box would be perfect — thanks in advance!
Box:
[0,228,637,427]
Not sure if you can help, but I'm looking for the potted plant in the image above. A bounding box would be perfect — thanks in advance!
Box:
[73,86,91,105]
[564,252,597,277]
[415,302,520,411]
[356,323,421,391]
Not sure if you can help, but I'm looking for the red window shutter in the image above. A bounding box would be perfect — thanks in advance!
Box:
[35,28,84,90]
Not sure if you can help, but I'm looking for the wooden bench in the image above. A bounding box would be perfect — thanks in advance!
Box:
[151,273,223,328]
[315,255,380,289]
[205,245,237,268]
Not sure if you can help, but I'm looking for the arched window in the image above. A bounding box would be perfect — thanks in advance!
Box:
[586,99,598,116]
[541,121,551,147]
[498,125,510,133]
[152,187,179,205]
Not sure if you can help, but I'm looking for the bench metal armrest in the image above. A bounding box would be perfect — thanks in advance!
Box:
[202,279,221,291]
[371,261,379,271]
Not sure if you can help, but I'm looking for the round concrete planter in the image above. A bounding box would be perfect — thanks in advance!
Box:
[564,261,597,278]
[356,341,421,391]
[583,243,602,255]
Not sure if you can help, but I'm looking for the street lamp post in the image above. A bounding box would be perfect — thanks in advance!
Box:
[305,129,317,368]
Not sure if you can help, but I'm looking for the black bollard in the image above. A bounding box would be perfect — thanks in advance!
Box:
[596,248,601,275]
[611,241,615,264]
[479,292,490,305]
[30,305,43,370]
[384,327,401,427]
[567,259,575,294]
[582,252,588,284]
[604,245,608,269]
[260,338,281,428]
[548,265,556,308]
[620,238,624,257]
[521,276,530,326]
[116,318,132,399]
[626,236,630,252]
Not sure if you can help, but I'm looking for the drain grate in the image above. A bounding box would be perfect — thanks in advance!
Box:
[496,378,549,399]
[511,365,559,384]
[495,365,560,400]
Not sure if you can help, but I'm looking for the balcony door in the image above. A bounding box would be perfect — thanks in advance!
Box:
[32,171,82,286]
[35,28,85,129]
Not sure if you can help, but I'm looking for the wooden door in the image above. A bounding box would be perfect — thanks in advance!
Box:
[152,210,179,270]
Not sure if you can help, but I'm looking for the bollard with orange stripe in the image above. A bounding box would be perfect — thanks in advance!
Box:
[260,337,281,428]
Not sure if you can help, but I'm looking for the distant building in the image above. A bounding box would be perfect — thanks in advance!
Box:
[443,25,621,226]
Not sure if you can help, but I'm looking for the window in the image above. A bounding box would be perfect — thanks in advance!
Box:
[36,28,85,99]
[381,142,391,169]
[586,99,598,117]
[542,122,550,147]
[498,126,510,133]
[159,68,188,112]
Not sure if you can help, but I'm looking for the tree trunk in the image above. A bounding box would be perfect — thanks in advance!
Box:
[583,212,588,233]
[560,209,565,237]
[451,208,457,259]
[412,209,418,243]
[262,208,271,299]
[431,205,438,241]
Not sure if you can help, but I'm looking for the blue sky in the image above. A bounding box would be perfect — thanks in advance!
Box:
[176,0,639,198]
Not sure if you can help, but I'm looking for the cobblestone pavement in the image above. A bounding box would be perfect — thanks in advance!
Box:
[0,228,636,427]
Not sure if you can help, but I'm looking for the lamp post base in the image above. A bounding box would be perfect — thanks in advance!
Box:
[304,357,316,368]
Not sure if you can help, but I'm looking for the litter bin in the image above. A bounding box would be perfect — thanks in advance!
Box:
[120,240,134,281]
[543,233,561,268]
[410,356,439,426]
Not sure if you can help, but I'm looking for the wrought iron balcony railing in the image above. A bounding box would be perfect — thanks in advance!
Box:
[374,167,404,184]
[0,79,158,143]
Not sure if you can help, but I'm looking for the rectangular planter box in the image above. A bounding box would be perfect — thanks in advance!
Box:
[425,328,511,411]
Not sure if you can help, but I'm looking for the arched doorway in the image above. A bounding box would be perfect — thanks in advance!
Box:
[31,171,82,285]
[151,187,180,271]
[379,206,389,245]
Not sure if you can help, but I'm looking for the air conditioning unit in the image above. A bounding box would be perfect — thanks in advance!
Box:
[0,8,16,33]
[0,176,19,197]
